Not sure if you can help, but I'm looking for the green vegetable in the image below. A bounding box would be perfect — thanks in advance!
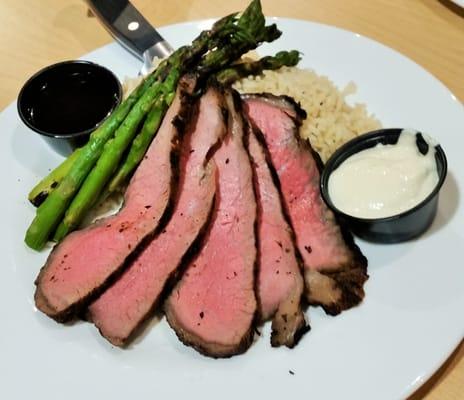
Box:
[215,50,301,85]
[24,13,236,250]
[28,148,83,207]
[25,0,288,249]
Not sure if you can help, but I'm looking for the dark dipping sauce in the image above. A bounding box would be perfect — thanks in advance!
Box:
[30,69,119,135]
[18,60,121,153]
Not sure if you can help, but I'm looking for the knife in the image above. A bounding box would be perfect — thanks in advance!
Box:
[86,0,174,74]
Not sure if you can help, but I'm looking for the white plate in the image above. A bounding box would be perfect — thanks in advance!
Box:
[1,18,463,400]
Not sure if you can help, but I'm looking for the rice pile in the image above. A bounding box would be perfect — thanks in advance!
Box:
[234,66,381,162]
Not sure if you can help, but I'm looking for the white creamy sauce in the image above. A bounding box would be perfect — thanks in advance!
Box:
[328,130,439,218]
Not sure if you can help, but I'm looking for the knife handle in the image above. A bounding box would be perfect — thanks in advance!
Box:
[86,0,166,61]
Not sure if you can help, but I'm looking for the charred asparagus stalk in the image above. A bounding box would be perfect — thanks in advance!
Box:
[25,0,285,249]
[215,50,301,85]
[28,148,83,207]
[25,12,238,250]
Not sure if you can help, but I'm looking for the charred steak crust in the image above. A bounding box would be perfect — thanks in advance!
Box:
[165,89,258,358]
[166,301,255,359]
[243,93,368,316]
[152,96,199,236]
[34,76,197,322]
[245,121,309,348]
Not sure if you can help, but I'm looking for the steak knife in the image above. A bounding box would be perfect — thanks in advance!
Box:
[86,0,174,74]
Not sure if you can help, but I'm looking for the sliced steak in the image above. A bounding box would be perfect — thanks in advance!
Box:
[246,125,308,348]
[34,76,196,322]
[165,90,257,358]
[88,86,227,346]
[243,93,368,315]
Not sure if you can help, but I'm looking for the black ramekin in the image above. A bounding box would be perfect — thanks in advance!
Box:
[17,60,122,156]
[320,128,448,243]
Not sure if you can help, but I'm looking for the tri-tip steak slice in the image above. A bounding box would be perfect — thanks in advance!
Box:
[165,90,257,358]
[243,93,368,315]
[246,124,308,347]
